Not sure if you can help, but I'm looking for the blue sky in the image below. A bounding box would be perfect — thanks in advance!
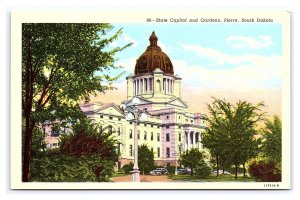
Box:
[103,23,282,89]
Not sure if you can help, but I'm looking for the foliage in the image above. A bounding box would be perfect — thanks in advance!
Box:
[194,160,212,179]
[179,148,205,176]
[261,116,282,165]
[202,98,264,179]
[30,128,47,157]
[122,163,134,174]
[22,23,130,181]
[249,161,281,182]
[59,118,119,161]
[30,151,115,182]
[30,118,119,182]
[166,165,176,174]
[138,144,155,175]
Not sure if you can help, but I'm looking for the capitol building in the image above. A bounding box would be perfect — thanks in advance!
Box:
[47,32,207,168]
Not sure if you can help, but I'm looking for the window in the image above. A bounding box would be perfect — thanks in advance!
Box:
[178,132,181,142]
[179,146,182,156]
[118,118,121,121]
[179,126,181,129]
[157,125,160,128]
[138,131,140,140]
[144,123,147,127]
[166,147,170,158]
[157,133,160,141]
[144,108,147,111]
[51,130,59,137]
[149,78,153,91]
[191,120,193,123]
[166,126,169,129]
[109,116,113,120]
[166,116,169,119]
[129,145,133,156]
[129,129,133,139]
[100,115,103,118]
[144,131,147,140]
[157,147,160,157]
[118,127,121,136]
[151,147,154,154]
[108,125,113,134]
[166,133,170,142]
[179,116,181,119]
[151,132,153,141]
[130,122,132,125]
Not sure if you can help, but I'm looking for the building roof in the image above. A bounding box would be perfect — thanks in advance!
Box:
[134,31,174,76]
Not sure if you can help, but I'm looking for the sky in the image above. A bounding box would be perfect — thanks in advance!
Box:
[92,23,282,117]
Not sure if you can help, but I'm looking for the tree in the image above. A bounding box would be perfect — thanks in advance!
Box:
[138,144,155,175]
[30,118,119,182]
[194,160,212,179]
[261,116,282,166]
[202,98,264,179]
[249,161,281,182]
[179,148,205,176]
[22,23,130,181]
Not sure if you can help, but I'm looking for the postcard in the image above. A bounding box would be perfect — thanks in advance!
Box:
[11,10,290,189]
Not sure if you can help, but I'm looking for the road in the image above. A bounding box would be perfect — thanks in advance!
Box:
[111,175,174,182]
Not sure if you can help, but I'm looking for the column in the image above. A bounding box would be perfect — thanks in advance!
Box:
[147,78,150,94]
[137,79,139,95]
[193,132,196,148]
[167,79,169,94]
[141,79,143,94]
[134,80,136,95]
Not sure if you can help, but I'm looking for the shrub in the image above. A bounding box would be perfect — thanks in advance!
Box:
[194,160,212,178]
[166,165,176,174]
[122,163,134,174]
[30,151,115,182]
[249,161,281,182]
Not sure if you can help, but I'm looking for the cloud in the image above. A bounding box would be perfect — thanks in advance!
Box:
[226,35,273,49]
[172,54,282,90]
[122,33,139,48]
[116,56,136,73]
[179,42,281,67]
[109,33,139,48]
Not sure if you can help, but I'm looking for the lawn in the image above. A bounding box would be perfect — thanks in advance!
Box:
[170,174,256,182]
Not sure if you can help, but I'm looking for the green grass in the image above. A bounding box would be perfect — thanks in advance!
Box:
[169,174,256,182]
[111,171,128,177]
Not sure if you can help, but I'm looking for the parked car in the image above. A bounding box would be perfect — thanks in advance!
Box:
[150,168,169,175]
[211,170,231,175]
[177,168,191,175]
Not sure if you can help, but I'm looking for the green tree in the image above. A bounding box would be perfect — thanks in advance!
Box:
[202,98,264,179]
[179,148,205,176]
[261,116,282,166]
[22,23,130,181]
[138,144,155,175]
[194,160,212,179]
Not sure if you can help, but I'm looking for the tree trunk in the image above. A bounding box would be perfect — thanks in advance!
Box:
[243,162,246,178]
[216,155,219,177]
[235,165,238,180]
[22,35,35,182]
[22,121,35,182]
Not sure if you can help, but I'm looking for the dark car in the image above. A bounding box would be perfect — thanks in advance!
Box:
[150,168,169,175]
[177,168,191,175]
